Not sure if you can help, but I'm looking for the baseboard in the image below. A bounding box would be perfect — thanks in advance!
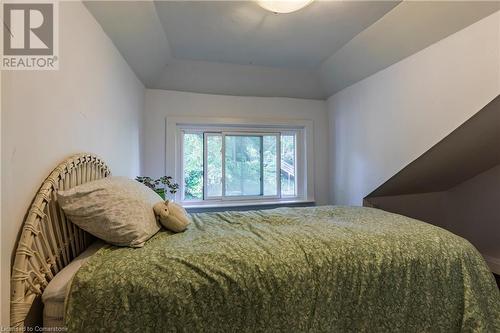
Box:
[483,254,500,275]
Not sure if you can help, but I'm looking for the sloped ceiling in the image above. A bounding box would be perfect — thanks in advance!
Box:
[85,1,500,99]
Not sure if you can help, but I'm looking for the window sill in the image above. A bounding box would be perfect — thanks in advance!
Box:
[182,199,315,210]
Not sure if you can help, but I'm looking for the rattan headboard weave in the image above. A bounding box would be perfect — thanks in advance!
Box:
[10,153,111,328]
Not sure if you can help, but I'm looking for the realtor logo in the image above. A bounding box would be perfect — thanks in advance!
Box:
[1,1,58,70]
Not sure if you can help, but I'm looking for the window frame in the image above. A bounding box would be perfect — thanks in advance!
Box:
[167,117,314,207]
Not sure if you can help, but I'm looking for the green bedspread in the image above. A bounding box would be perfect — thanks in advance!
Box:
[65,206,500,332]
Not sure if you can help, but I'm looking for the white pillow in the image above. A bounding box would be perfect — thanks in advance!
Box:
[42,241,105,304]
[57,177,162,247]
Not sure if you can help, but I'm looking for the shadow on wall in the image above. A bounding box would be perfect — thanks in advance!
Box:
[364,95,500,273]
[365,164,500,273]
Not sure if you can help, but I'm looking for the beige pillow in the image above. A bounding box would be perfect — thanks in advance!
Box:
[57,177,162,247]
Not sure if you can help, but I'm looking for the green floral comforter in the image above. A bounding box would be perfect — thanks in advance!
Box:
[65,206,500,332]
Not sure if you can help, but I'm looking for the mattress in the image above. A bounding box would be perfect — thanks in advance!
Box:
[41,241,105,328]
[65,206,500,332]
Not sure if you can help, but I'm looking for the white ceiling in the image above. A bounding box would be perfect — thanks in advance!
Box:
[155,1,398,69]
[84,1,500,99]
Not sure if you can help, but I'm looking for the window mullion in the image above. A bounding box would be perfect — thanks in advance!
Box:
[260,136,264,196]
[277,133,281,199]
[293,133,297,197]
[221,133,226,200]
[202,133,207,200]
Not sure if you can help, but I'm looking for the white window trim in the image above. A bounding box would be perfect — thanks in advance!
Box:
[165,116,315,207]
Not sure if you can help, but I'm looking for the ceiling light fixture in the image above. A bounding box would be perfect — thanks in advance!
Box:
[256,0,314,14]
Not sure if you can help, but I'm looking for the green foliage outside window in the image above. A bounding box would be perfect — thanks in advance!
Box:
[183,132,296,200]
[183,133,203,200]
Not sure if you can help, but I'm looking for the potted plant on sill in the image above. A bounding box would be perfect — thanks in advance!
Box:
[135,176,180,200]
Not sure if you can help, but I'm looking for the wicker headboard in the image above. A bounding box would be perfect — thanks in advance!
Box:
[10,153,111,328]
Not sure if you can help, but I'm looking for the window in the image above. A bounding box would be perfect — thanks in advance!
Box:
[180,127,301,203]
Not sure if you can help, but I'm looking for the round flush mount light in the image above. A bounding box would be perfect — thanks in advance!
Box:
[256,0,314,14]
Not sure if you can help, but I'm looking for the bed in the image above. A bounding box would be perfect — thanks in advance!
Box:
[11,154,500,332]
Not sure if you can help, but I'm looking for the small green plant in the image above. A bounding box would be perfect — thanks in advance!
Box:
[136,176,180,199]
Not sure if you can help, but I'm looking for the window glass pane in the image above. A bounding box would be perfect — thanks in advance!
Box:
[263,135,277,196]
[225,135,262,196]
[281,134,296,196]
[206,134,222,197]
[183,133,203,200]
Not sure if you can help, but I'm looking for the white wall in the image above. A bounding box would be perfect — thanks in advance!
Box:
[143,89,330,205]
[327,11,500,206]
[1,1,144,326]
